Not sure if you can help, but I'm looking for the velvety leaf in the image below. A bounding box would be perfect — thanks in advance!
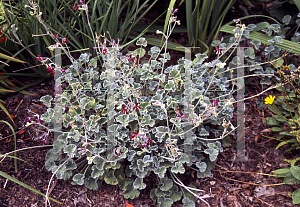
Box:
[40,95,53,107]
[104,170,118,185]
[204,148,218,161]
[63,144,77,158]
[157,197,173,207]
[133,177,146,190]
[196,162,207,172]
[123,182,140,199]
[85,177,99,190]
[154,166,167,178]
[65,159,77,170]
[73,173,84,185]
[182,197,195,207]
[171,162,185,174]
[160,177,173,191]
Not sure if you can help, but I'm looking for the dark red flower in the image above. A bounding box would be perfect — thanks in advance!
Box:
[133,103,141,112]
[128,55,135,62]
[61,37,70,44]
[121,106,128,114]
[36,55,42,62]
[103,48,108,55]
[0,37,6,43]
[54,33,58,40]
[177,108,183,116]
[130,131,138,141]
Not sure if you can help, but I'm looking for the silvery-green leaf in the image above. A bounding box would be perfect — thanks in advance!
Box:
[168,69,181,80]
[200,128,209,136]
[148,81,159,91]
[143,155,153,164]
[135,168,148,178]
[179,153,190,164]
[211,40,221,47]
[270,24,281,33]
[133,177,146,190]
[134,48,146,58]
[63,144,77,158]
[127,150,136,162]
[204,148,218,161]
[160,52,171,60]
[244,48,255,59]
[45,149,60,162]
[250,39,261,51]
[52,165,66,179]
[154,166,167,178]
[246,24,257,31]
[125,165,133,177]
[155,186,172,197]
[274,36,283,43]
[196,162,207,172]
[85,177,99,190]
[141,114,155,127]
[93,148,105,155]
[63,170,73,180]
[164,80,176,92]
[155,74,166,82]
[296,19,300,25]
[53,140,66,154]
[104,170,118,185]
[157,197,173,207]
[182,197,195,207]
[171,162,185,174]
[123,181,140,199]
[79,53,91,63]
[194,53,208,64]
[150,188,157,202]
[65,159,77,170]
[282,15,291,25]
[91,165,104,178]
[73,173,84,185]
[197,169,211,178]
[116,114,129,126]
[160,177,173,191]
[40,95,53,107]
[169,185,182,202]
[136,37,147,47]
[45,160,57,171]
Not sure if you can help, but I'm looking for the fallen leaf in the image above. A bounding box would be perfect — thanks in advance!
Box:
[14,98,18,102]
[18,130,25,135]
[125,204,134,207]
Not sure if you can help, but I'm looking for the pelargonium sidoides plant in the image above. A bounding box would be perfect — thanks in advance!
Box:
[27,2,242,206]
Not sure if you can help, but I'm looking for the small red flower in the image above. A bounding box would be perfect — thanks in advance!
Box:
[130,131,138,141]
[61,37,70,44]
[128,55,135,62]
[71,3,79,12]
[121,106,128,114]
[133,103,141,112]
[0,37,6,43]
[177,108,183,116]
[103,48,108,55]
[54,33,58,40]
[36,55,42,62]
[213,100,218,106]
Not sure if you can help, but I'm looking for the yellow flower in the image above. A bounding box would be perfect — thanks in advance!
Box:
[265,95,275,105]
